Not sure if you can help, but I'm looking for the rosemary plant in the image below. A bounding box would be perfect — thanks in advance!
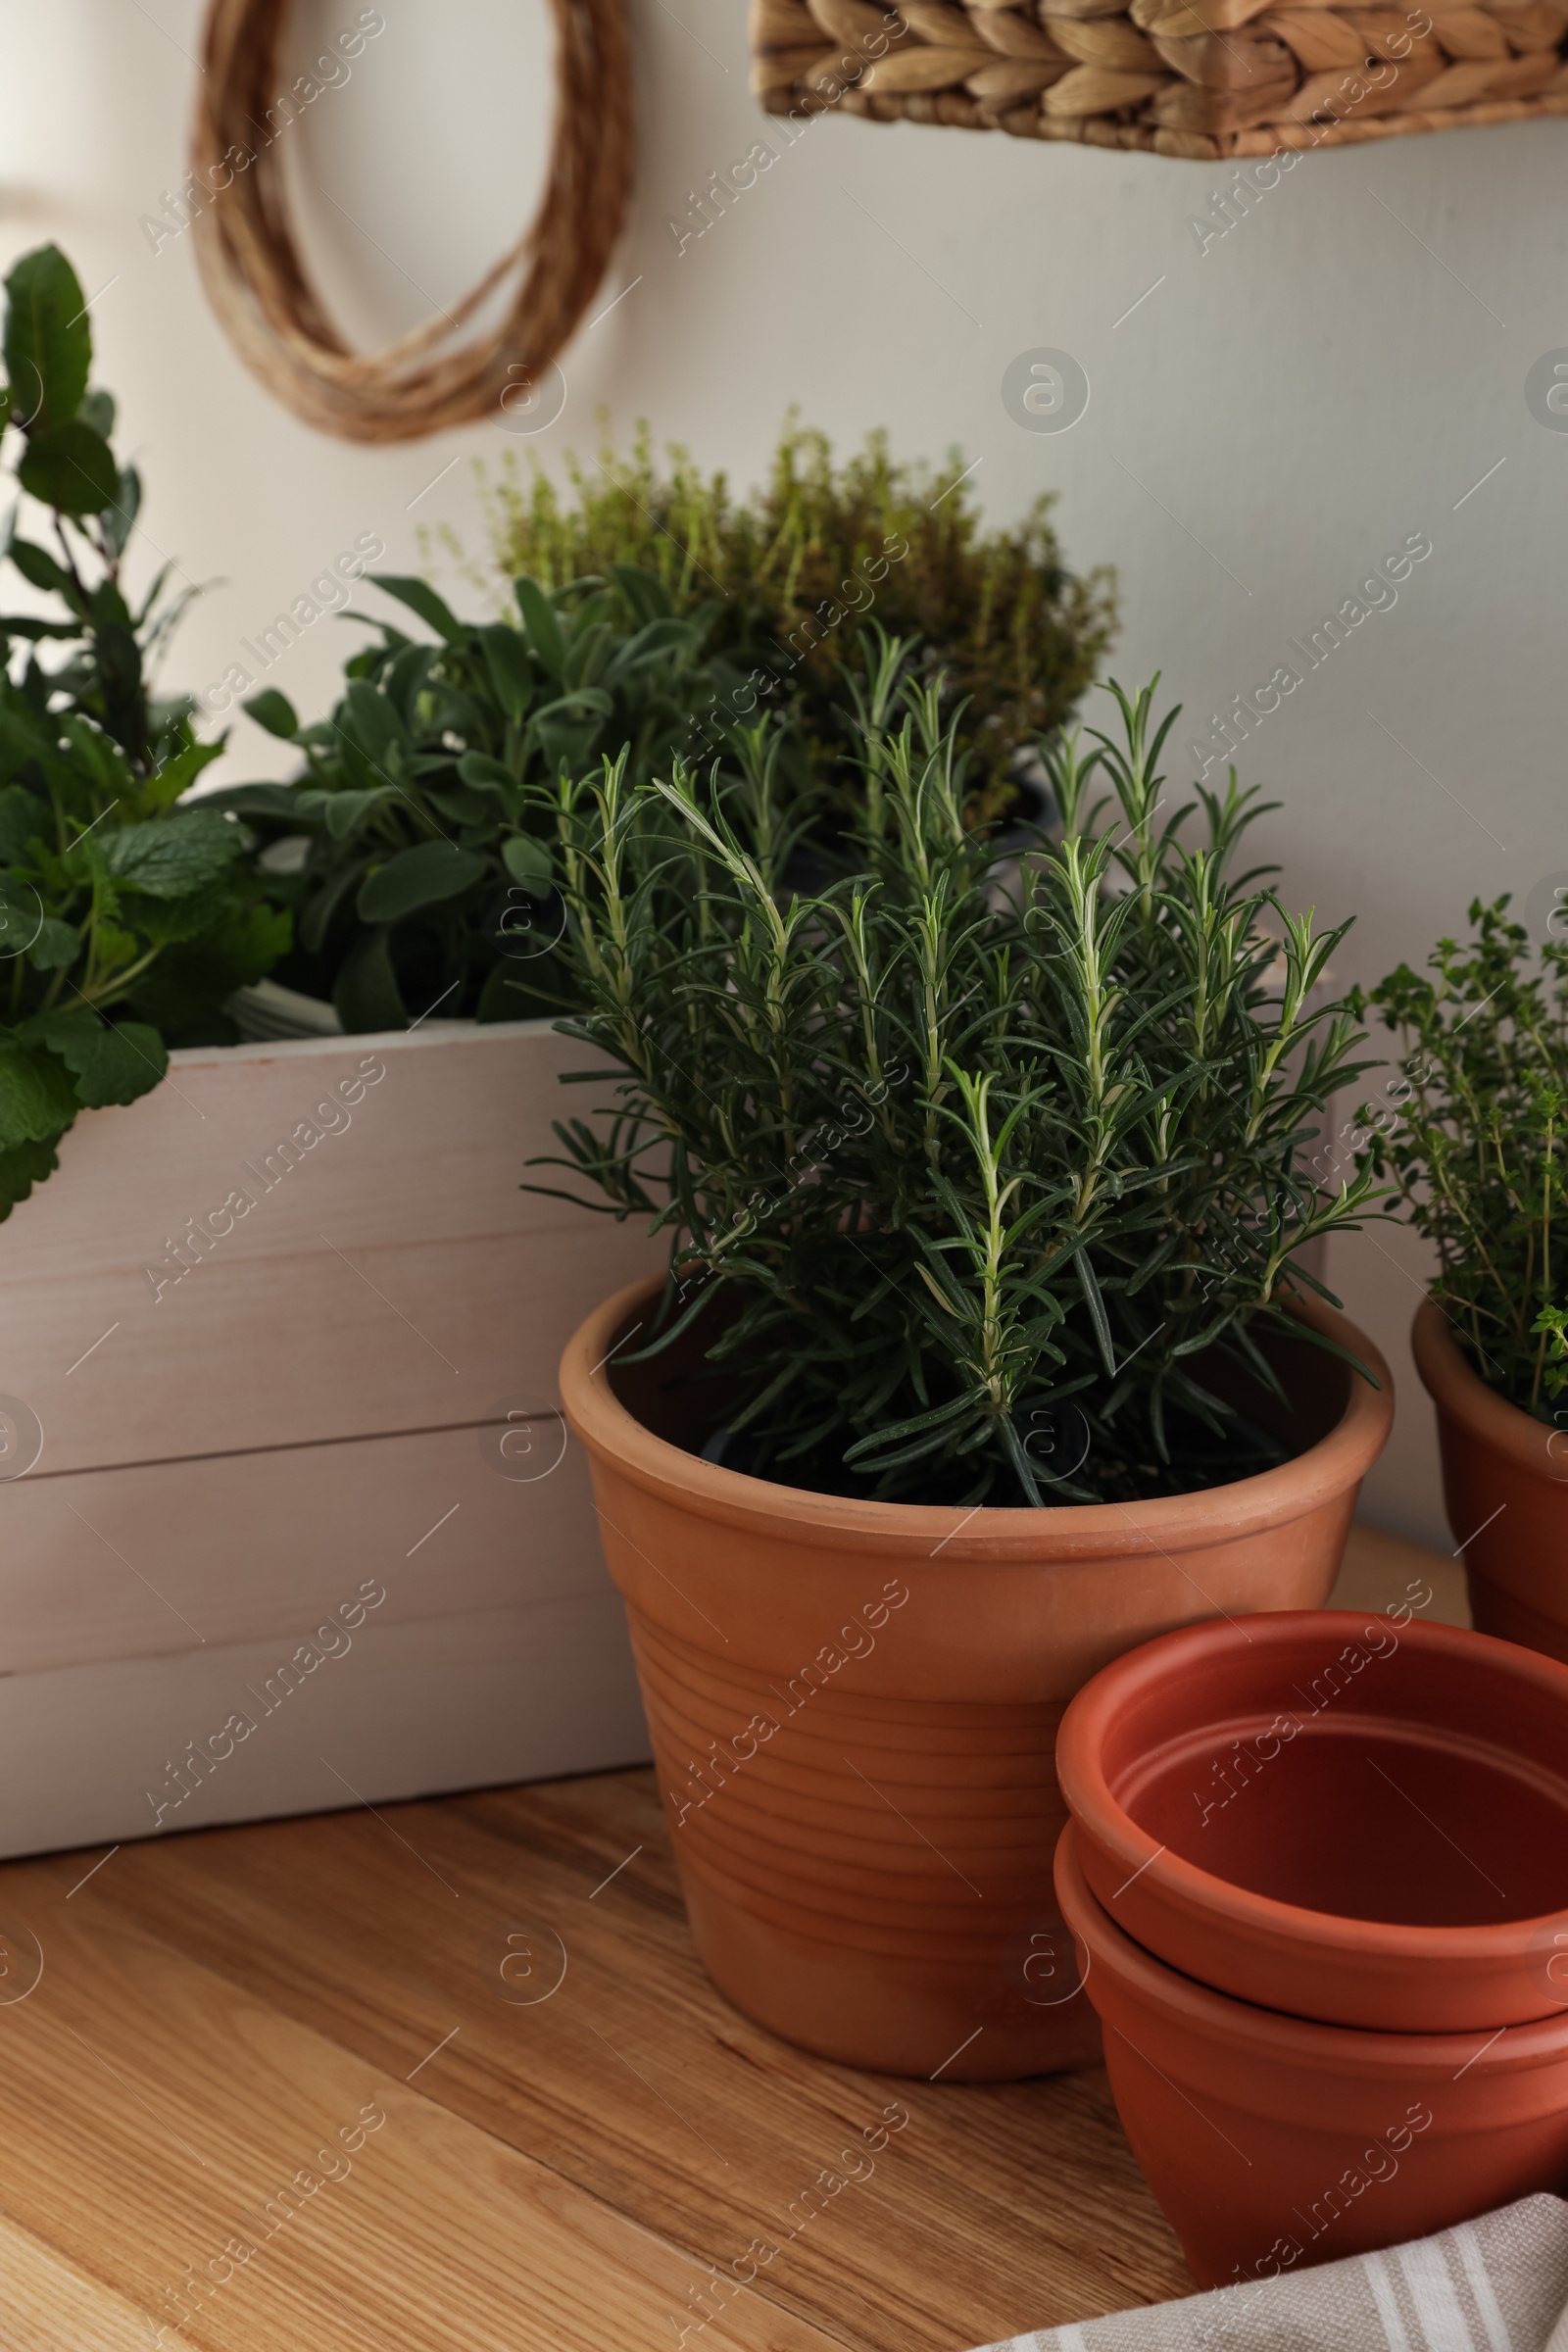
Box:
[533,654,1380,1506]
[1358,899,1568,1418]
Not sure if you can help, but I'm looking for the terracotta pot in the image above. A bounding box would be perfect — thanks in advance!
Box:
[1057,1609,1568,2031]
[560,1275,1393,2079]
[1413,1298,1568,1662]
[1055,1822,1568,2288]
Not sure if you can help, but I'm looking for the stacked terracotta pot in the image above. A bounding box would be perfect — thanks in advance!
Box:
[1054,1609,1568,2286]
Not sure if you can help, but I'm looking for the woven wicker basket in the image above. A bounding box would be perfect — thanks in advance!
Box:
[751,0,1568,160]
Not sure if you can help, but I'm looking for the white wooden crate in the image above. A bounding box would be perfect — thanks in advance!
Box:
[0,1018,661,1857]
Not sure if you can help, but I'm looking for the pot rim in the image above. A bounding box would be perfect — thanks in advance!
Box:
[561,1276,1394,1563]
[1055,1823,1568,2072]
[1058,1609,1568,1962]
[1412,1296,1562,1482]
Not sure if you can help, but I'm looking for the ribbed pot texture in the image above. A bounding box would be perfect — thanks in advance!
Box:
[1413,1298,1568,1662]
[1057,1610,1568,2031]
[1055,1823,1568,2288]
[562,1276,1393,2080]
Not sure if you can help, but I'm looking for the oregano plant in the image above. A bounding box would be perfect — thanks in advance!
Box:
[529,647,1382,1506]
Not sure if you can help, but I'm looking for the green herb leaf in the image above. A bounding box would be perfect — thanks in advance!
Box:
[610,564,674,627]
[332,925,407,1032]
[78,387,115,441]
[8,538,76,600]
[357,841,487,924]
[19,419,120,514]
[368,574,466,646]
[459,753,517,797]
[145,736,224,808]
[501,834,552,891]
[243,688,300,741]
[514,577,566,679]
[0,784,45,862]
[0,1035,83,1146]
[27,917,80,970]
[479,623,533,723]
[103,464,140,559]
[0,1135,61,1221]
[337,678,407,769]
[201,782,312,826]
[3,246,90,432]
[101,809,241,898]
[320,785,399,841]
[29,1009,166,1107]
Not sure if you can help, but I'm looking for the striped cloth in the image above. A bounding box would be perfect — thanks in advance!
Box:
[971,2198,1568,2352]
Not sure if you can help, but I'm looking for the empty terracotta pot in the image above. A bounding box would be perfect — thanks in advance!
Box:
[1057,1609,1568,2031]
[1413,1298,1568,1663]
[1055,1822,1568,2288]
[561,1274,1393,2079]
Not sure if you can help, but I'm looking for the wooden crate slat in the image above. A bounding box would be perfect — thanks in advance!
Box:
[0,1593,650,1858]
[0,1418,610,1674]
[0,1020,662,1475]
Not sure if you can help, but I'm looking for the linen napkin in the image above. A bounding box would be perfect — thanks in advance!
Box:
[970,2194,1568,2352]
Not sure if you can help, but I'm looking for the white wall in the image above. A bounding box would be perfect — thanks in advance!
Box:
[4,0,1558,1550]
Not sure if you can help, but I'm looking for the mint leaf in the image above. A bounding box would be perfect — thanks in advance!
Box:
[0,783,45,862]
[27,917,79,970]
[0,1136,60,1221]
[30,1008,166,1107]
[101,809,240,898]
[0,1036,82,1144]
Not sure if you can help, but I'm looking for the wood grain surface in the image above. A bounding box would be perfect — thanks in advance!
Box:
[0,1522,1444,2350]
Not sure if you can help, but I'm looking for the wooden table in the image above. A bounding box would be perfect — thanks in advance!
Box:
[0,1523,1453,2350]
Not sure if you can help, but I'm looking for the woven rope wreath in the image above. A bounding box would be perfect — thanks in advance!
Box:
[190,0,633,444]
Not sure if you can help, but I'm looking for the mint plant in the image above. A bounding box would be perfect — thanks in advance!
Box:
[531,651,1380,1506]
[0,245,285,1218]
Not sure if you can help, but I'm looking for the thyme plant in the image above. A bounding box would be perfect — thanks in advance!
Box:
[535,655,1380,1506]
[1358,899,1568,1418]
[441,419,1117,824]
